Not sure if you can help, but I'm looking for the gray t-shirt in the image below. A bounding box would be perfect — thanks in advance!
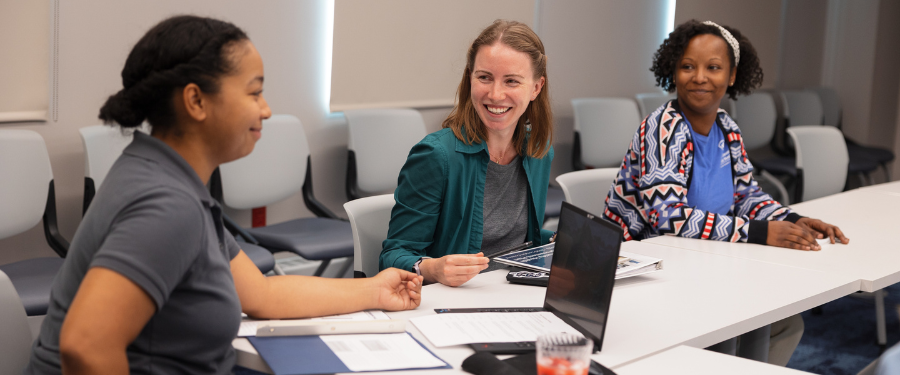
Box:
[481,156,528,272]
[27,132,242,375]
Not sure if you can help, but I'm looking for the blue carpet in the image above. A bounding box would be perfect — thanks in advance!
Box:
[235,284,900,375]
[787,283,900,374]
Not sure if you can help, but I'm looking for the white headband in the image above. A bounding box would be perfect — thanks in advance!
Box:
[702,21,740,66]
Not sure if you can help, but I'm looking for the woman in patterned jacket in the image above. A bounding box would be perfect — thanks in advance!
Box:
[602,19,849,366]
[603,20,848,249]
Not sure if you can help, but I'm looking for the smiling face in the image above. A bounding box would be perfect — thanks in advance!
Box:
[675,34,736,120]
[470,43,544,139]
[204,41,272,164]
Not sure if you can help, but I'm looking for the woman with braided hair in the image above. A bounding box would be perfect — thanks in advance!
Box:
[603,19,849,365]
[26,15,422,375]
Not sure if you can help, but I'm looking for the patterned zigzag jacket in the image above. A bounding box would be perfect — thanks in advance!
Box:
[603,100,801,244]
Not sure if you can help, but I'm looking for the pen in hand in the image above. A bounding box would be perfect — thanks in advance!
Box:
[487,241,533,260]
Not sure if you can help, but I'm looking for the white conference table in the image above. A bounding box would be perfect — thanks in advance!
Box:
[644,187,900,292]
[614,345,814,375]
[234,240,859,374]
[860,180,900,196]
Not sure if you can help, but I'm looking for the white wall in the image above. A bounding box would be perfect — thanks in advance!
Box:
[675,0,783,89]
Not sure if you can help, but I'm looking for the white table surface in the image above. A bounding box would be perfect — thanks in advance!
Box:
[234,240,859,374]
[860,180,900,196]
[614,345,814,375]
[644,188,900,292]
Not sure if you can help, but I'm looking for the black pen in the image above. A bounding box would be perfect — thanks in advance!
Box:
[487,241,533,259]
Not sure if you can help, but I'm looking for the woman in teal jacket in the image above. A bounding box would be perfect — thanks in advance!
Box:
[380,20,554,287]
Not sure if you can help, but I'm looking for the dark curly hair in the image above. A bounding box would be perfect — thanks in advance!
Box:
[99,15,248,132]
[650,20,763,100]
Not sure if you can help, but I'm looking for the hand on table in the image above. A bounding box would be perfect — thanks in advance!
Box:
[767,221,821,251]
[796,217,850,245]
[370,268,424,311]
[421,253,489,287]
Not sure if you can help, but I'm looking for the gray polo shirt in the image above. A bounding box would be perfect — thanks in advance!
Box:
[27,132,242,375]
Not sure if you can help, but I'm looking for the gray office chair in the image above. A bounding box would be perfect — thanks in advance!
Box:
[572,98,641,170]
[344,109,427,201]
[635,92,676,119]
[0,269,33,374]
[344,194,394,278]
[783,90,877,187]
[813,86,893,181]
[786,126,848,202]
[734,92,791,204]
[0,129,69,316]
[555,168,620,217]
[215,115,353,277]
[79,125,275,274]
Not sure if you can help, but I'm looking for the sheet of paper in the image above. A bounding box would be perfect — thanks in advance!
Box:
[410,312,582,347]
[238,310,390,337]
[319,333,447,372]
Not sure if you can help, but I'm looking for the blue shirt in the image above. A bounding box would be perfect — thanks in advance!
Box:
[685,117,734,215]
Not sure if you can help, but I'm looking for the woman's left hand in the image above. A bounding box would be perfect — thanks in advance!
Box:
[370,268,424,311]
[796,217,850,245]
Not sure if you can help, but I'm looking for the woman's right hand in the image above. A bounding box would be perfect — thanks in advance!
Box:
[421,253,489,287]
[767,221,821,251]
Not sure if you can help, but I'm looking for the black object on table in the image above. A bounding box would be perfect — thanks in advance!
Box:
[461,352,614,375]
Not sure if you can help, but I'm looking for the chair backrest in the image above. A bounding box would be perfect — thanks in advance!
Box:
[555,168,621,217]
[0,130,52,240]
[0,270,32,374]
[344,109,427,198]
[787,126,848,202]
[812,86,842,127]
[79,125,140,187]
[734,93,778,150]
[782,90,824,126]
[572,98,641,168]
[344,194,395,278]
[634,92,676,118]
[219,114,309,209]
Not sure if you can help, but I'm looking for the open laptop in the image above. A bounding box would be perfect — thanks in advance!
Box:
[435,201,623,353]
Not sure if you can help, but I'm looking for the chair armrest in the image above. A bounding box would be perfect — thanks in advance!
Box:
[302,156,344,220]
[43,181,69,257]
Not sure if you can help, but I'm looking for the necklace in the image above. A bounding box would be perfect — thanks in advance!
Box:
[491,142,512,164]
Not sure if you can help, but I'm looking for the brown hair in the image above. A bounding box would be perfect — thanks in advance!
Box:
[442,20,553,159]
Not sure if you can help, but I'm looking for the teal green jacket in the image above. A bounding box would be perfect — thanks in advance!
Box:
[380,128,554,272]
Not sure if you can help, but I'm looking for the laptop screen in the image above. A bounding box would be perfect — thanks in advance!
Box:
[543,202,622,351]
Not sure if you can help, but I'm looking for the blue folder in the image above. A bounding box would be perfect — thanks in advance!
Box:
[247,332,451,374]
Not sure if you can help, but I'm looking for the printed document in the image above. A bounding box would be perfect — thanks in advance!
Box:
[410,312,581,347]
[319,332,447,372]
[238,310,390,337]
